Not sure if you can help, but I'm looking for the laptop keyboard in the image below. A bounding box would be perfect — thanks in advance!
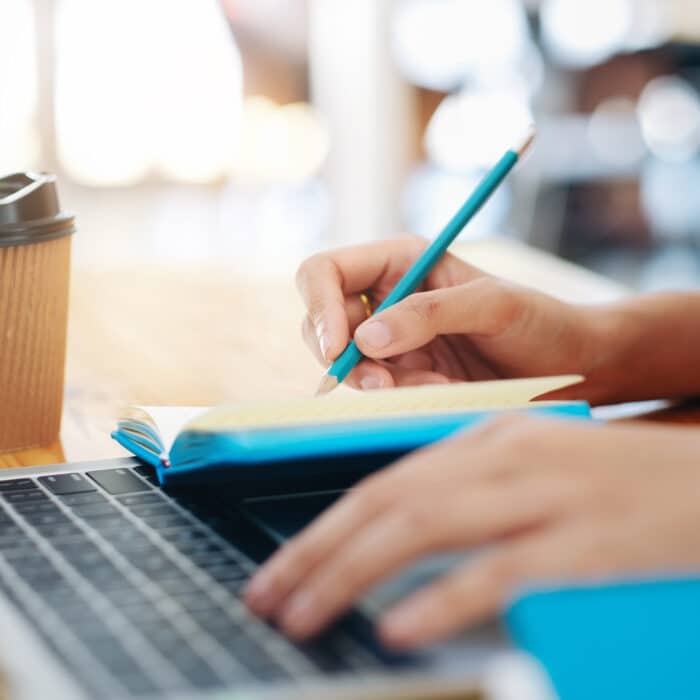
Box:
[0,464,388,698]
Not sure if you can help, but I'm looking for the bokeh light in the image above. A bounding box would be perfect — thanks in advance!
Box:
[56,0,242,186]
[541,0,634,68]
[637,76,700,163]
[0,0,38,173]
[404,165,511,241]
[232,97,329,186]
[641,159,700,239]
[588,98,646,168]
[391,0,528,91]
[424,90,533,173]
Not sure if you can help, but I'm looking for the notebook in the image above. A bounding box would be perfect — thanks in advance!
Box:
[506,577,700,700]
[112,376,591,489]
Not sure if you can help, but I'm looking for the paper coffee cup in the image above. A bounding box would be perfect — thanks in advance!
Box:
[0,173,76,452]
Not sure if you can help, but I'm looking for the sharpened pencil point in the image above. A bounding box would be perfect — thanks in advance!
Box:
[515,125,536,158]
[315,374,339,397]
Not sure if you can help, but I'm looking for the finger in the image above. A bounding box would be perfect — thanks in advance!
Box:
[378,525,602,650]
[301,296,369,368]
[382,364,450,387]
[296,237,425,362]
[390,349,435,372]
[244,475,396,616]
[275,476,561,640]
[354,278,524,360]
[344,360,395,391]
[245,414,549,618]
[302,315,327,366]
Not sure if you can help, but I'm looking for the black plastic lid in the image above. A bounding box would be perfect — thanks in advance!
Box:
[0,172,76,248]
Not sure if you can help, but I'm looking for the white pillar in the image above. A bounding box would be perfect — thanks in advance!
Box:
[309,0,415,245]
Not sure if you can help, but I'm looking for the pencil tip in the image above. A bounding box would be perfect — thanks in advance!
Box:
[515,125,537,158]
[315,374,339,397]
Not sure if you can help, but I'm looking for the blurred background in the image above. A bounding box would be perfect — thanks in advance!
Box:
[2,0,700,289]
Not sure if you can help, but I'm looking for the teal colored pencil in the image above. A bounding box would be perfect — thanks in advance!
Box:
[316,126,536,396]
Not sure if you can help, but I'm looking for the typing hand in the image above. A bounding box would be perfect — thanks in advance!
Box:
[296,235,603,396]
[245,416,700,649]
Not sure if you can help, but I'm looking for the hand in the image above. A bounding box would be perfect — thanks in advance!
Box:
[244,416,700,649]
[296,235,604,399]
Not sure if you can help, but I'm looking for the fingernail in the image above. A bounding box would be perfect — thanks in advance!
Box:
[315,323,330,361]
[356,321,392,350]
[360,374,383,390]
[281,591,316,637]
[244,572,275,612]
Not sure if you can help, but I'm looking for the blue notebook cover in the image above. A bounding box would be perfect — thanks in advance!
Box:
[111,377,591,488]
[506,577,700,700]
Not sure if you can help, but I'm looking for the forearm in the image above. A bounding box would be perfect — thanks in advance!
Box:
[579,292,700,405]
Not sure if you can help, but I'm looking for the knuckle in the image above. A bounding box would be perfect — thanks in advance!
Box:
[484,553,523,590]
[500,416,550,454]
[407,294,441,325]
[396,501,437,535]
[472,277,525,333]
[346,478,393,517]
[279,538,315,574]
[295,255,318,290]
[397,232,425,250]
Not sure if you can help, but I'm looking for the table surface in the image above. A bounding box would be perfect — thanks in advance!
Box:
[2,236,699,469]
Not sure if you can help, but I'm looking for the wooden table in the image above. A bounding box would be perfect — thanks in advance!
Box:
[2,237,699,469]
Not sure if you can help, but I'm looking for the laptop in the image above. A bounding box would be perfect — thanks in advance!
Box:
[0,457,540,700]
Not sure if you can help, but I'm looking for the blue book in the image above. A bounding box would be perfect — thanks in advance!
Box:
[112,375,590,488]
[506,577,700,700]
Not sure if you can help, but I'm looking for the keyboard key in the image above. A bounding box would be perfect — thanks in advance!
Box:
[102,587,150,607]
[170,592,220,614]
[133,465,158,481]
[12,501,61,515]
[127,503,176,518]
[3,490,49,504]
[58,492,109,506]
[82,515,130,531]
[22,512,71,527]
[171,539,224,557]
[39,473,95,495]
[0,478,37,493]
[0,528,31,548]
[69,503,119,518]
[87,469,151,495]
[158,529,209,546]
[119,671,159,696]
[139,514,192,531]
[0,546,42,561]
[116,493,163,507]
[203,564,248,582]
[155,578,204,596]
[37,523,83,539]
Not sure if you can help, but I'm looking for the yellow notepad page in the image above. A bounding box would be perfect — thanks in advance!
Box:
[187,375,584,432]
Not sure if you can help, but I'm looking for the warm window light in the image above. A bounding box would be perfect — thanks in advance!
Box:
[391,0,528,91]
[0,0,38,173]
[56,0,243,186]
[424,91,533,173]
[541,0,634,68]
[637,76,700,163]
[232,97,329,186]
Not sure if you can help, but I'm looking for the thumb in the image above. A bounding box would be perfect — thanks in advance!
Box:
[354,278,522,359]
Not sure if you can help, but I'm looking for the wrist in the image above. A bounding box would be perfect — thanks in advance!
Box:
[575,303,638,405]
